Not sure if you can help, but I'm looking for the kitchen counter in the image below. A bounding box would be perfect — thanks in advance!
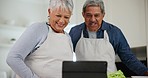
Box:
[131,76,148,78]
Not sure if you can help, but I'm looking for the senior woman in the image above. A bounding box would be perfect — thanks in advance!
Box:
[6,0,74,78]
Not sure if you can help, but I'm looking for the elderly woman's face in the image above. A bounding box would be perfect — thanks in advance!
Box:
[48,7,71,33]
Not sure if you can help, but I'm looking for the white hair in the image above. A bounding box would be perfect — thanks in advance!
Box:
[83,0,105,14]
[49,0,74,13]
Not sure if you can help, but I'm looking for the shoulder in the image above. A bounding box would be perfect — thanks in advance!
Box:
[103,21,122,34]
[102,21,126,42]
[28,22,48,31]
[25,22,49,40]
[71,23,85,31]
[103,21,126,43]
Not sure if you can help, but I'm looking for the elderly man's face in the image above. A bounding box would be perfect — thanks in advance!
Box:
[82,6,104,32]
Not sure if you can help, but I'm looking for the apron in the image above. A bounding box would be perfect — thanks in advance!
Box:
[16,27,73,78]
[75,30,117,73]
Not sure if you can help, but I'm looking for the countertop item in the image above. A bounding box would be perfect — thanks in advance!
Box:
[131,76,148,78]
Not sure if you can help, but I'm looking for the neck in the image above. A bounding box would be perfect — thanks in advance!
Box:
[46,22,64,33]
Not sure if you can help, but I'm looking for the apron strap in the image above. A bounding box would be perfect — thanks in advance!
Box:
[104,30,109,41]
[80,30,84,38]
[81,30,109,41]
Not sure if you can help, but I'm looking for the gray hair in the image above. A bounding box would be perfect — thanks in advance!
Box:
[83,0,105,14]
[49,0,74,13]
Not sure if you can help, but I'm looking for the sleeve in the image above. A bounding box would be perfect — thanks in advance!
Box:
[69,26,82,51]
[6,23,43,78]
[115,29,148,75]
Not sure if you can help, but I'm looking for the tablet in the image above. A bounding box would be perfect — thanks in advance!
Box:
[62,61,107,78]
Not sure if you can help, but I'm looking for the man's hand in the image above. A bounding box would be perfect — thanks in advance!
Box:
[144,71,148,76]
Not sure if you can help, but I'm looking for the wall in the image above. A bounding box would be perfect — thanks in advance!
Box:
[0,0,47,26]
[107,0,146,47]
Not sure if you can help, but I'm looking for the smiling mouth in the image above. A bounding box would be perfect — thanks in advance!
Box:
[89,22,97,26]
[56,22,64,27]
[58,24,63,27]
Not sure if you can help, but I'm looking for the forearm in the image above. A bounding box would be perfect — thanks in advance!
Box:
[125,56,148,75]
[6,41,39,78]
[7,54,39,78]
[118,47,148,75]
